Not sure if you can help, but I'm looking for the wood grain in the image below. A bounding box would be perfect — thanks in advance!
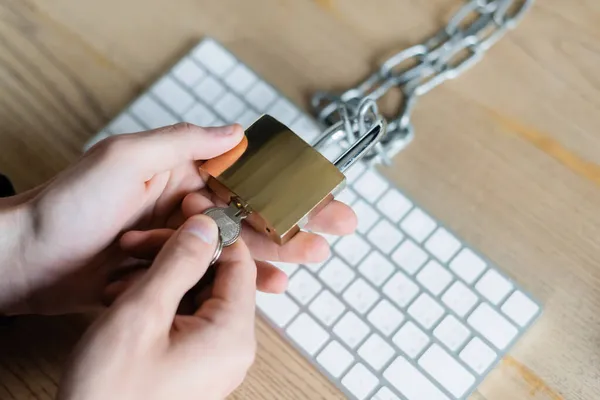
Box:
[1,0,600,399]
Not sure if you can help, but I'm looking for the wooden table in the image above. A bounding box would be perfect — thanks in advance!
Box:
[1,0,599,399]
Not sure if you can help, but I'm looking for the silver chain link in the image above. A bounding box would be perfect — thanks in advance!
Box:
[310,0,534,165]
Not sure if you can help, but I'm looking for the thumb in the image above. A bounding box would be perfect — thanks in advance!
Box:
[127,215,219,317]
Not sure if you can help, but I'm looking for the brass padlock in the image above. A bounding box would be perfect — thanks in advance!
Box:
[200,114,384,245]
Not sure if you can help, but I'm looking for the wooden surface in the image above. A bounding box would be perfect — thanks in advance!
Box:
[1,0,599,399]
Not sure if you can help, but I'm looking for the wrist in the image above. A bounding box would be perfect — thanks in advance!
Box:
[0,197,35,315]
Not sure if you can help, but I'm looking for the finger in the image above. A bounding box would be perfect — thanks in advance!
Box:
[200,135,248,176]
[242,229,330,263]
[189,261,286,310]
[196,241,256,321]
[102,269,146,306]
[304,200,357,235]
[166,209,186,230]
[119,225,287,294]
[181,191,215,217]
[256,261,288,294]
[125,215,219,318]
[120,229,175,259]
[94,123,245,178]
[182,192,356,236]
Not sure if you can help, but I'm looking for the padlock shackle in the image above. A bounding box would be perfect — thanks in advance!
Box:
[333,119,386,174]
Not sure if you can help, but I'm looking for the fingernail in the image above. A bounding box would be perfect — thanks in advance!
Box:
[183,216,217,244]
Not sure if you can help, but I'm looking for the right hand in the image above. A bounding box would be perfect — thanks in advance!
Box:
[58,214,257,400]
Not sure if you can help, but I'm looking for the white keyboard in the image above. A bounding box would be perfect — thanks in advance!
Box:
[86,38,541,400]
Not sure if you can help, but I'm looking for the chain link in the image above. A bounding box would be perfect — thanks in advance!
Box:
[311,0,534,164]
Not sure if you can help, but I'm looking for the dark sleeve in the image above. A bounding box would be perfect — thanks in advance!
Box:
[0,174,15,197]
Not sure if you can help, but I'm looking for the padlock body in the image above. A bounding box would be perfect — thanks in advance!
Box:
[202,115,345,245]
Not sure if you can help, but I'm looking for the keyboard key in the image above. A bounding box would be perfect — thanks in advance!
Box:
[256,292,299,327]
[400,208,437,243]
[289,115,321,143]
[501,290,540,327]
[441,281,478,317]
[172,57,206,86]
[336,187,357,205]
[475,269,513,305]
[334,234,371,266]
[286,313,329,356]
[459,337,498,374]
[343,278,380,314]
[424,227,461,263]
[358,251,394,287]
[367,219,404,254]
[268,97,299,125]
[468,303,518,350]
[130,96,178,129]
[271,261,299,277]
[353,169,389,203]
[334,312,371,349]
[418,344,475,398]
[341,363,379,400]
[235,109,260,128]
[108,112,144,134]
[316,341,354,378]
[151,76,195,115]
[408,293,445,329]
[392,321,430,359]
[433,315,471,351]
[304,253,330,273]
[287,269,322,305]
[358,333,395,371]
[223,63,257,93]
[416,260,453,296]
[376,189,413,223]
[383,272,420,308]
[383,356,450,400]
[245,81,277,111]
[214,92,246,122]
[319,257,355,293]
[194,76,226,103]
[449,248,487,284]
[353,199,380,234]
[192,39,236,76]
[391,239,428,275]
[372,387,401,400]
[183,103,217,127]
[368,300,405,336]
[309,290,346,326]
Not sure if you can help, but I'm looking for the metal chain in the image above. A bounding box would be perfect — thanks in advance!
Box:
[310,0,534,165]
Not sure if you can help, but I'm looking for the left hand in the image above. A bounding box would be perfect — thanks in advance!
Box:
[0,123,356,315]
[58,214,259,400]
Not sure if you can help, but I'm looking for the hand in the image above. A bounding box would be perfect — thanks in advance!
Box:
[0,123,356,316]
[58,215,257,400]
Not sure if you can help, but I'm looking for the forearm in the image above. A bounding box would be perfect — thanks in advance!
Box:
[0,197,35,314]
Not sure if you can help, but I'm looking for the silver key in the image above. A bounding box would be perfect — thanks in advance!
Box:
[203,201,249,265]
